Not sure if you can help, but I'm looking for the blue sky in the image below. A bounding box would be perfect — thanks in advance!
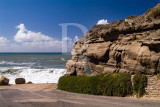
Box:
[0,0,159,52]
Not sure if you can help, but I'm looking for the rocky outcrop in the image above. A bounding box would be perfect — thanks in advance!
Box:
[15,78,26,84]
[0,76,9,85]
[66,3,160,76]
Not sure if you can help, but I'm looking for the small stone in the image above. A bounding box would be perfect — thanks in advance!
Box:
[26,81,33,84]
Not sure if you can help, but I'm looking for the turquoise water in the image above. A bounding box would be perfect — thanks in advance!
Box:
[0,53,71,84]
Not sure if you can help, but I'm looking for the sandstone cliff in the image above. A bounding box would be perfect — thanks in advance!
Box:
[66,3,160,76]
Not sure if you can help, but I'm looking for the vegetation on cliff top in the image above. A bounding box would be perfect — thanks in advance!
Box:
[157,73,160,79]
[126,15,137,19]
[148,9,160,18]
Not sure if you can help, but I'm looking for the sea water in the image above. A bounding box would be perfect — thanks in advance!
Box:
[0,53,71,84]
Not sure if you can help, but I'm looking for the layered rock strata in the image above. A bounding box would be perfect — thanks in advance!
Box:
[66,3,160,76]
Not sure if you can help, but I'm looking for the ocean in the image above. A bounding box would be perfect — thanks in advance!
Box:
[0,53,71,84]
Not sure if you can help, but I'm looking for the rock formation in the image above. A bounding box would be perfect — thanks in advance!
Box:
[66,3,160,76]
[0,76,9,85]
[15,78,26,84]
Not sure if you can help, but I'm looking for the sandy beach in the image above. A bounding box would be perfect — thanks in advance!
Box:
[0,83,57,91]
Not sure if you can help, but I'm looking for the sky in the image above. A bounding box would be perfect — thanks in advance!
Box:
[0,0,159,52]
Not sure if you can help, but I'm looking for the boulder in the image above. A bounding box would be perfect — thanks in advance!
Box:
[15,78,26,84]
[0,76,9,85]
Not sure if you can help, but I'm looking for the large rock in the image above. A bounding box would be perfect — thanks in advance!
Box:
[15,78,26,84]
[0,76,9,85]
[66,3,160,75]
[84,42,112,60]
[66,60,85,76]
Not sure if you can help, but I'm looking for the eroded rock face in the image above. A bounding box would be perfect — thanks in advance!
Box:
[66,3,160,76]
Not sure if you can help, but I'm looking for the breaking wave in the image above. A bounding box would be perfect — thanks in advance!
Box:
[0,67,66,84]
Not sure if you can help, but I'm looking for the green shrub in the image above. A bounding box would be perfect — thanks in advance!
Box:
[112,41,117,44]
[58,73,132,97]
[146,9,152,14]
[124,21,130,27]
[88,30,93,33]
[132,35,136,40]
[58,75,102,95]
[146,16,152,22]
[157,73,160,79]
[133,74,147,97]
[126,15,137,19]
[90,33,98,39]
[98,73,132,97]
[149,9,160,18]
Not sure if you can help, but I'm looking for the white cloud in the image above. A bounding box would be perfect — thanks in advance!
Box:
[14,24,53,42]
[13,24,62,51]
[62,36,79,52]
[0,36,8,43]
[74,36,79,42]
[0,24,79,52]
[97,19,108,25]
[0,36,9,46]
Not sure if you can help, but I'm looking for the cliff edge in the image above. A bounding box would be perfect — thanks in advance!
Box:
[66,3,160,76]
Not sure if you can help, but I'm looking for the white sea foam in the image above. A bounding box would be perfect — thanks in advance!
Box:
[61,58,65,61]
[0,68,66,84]
[0,61,35,66]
